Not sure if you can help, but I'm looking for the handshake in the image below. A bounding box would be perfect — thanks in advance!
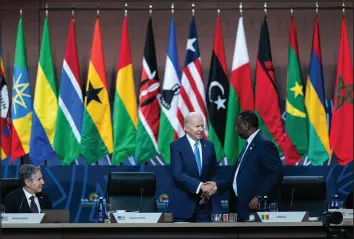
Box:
[199,181,217,204]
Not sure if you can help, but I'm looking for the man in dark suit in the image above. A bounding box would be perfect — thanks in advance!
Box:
[230,111,283,221]
[4,164,52,213]
[169,112,219,222]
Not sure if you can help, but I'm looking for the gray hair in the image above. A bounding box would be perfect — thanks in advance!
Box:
[184,112,203,128]
[19,165,41,186]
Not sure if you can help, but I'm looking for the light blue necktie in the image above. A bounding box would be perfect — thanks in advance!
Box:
[194,142,202,175]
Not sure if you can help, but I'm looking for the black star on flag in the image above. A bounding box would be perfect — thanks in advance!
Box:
[85,81,103,106]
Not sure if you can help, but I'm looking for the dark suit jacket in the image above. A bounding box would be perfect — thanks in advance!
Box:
[169,135,220,219]
[228,131,284,220]
[4,187,52,213]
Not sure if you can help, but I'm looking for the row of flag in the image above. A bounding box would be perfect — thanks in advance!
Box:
[0,13,352,166]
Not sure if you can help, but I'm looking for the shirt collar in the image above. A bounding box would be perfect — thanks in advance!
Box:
[186,134,200,146]
[23,187,36,200]
[246,129,260,145]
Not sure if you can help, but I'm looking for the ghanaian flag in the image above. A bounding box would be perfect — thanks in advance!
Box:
[80,18,113,164]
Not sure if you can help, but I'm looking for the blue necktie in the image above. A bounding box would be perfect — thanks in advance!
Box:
[194,142,202,175]
[236,141,248,168]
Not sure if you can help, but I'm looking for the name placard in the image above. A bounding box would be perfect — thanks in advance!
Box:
[112,212,162,223]
[1,213,45,224]
[256,211,309,223]
[328,209,353,219]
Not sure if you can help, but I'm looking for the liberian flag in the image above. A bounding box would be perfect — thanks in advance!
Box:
[177,16,208,137]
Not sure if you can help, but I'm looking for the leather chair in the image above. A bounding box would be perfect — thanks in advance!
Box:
[0,178,21,204]
[278,176,327,218]
[106,172,157,212]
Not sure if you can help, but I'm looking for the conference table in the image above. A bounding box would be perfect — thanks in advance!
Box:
[1,219,353,239]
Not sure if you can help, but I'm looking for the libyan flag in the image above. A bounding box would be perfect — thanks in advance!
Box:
[206,16,229,162]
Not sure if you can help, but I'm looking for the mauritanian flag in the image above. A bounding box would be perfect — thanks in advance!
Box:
[285,16,308,157]
[80,18,113,164]
[304,16,331,165]
[224,16,254,164]
[135,18,160,164]
[255,17,301,165]
[29,18,58,163]
[11,17,32,161]
[0,41,11,160]
[112,17,138,165]
[157,17,180,164]
[330,16,353,165]
[206,16,229,162]
[54,18,83,165]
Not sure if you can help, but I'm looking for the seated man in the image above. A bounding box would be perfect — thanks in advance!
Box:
[4,164,52,213]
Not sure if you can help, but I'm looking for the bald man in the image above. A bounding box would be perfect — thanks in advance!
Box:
[169,112,220,222]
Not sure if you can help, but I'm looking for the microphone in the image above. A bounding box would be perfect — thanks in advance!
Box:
[138,188,144,212]
[289,188,295,211]
[19,196,25,212]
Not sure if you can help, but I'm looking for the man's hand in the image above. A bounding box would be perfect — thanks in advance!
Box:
[248,196,259,211]
[200,181,217,196]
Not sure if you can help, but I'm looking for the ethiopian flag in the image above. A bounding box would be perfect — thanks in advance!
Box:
[80,18,113,164]
[112,17,138,165]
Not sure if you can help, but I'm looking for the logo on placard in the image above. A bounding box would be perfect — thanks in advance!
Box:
[117,216,125,220]
[80,192,100,207]
[157,194,169,209]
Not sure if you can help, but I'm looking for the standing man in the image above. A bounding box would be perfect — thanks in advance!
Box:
[4,164,52,213]
[231,111,283,221]
[169,112,219,222]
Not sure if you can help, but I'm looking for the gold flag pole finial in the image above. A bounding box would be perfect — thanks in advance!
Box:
[125,3,128,17]
[72,5,75,18]
[20,8,23,18]
[342,2,345,16]
[171,3,174,15]
[290,8,293,16]
[97,3,100,18]
[149,4,152,17]
[217,8,220,16]
[45,3,48,18]
[192,3,195,16]
[239,2,243,16]
[316,2,319,15]
[264,2,267,16]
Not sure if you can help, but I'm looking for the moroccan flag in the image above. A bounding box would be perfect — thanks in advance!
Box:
[54,18,83,165]
[255,17,301,165]
[0,41,11,160]
[135,18,160,164]
[112,17,138,165]
[30,18,58,163]
[80,18,113,164]
[285,16,308,157]
[157,17,180,164]
[206,16,229,162]
[11,18,32,161]
[304,16,331,165]
[224,16,254,165]
[330,16,353,165]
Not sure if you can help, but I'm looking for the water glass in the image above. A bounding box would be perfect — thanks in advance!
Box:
[229,213,237,223]
[269,202,278,212]
[211,214,222,222]
[0,204,5,213]
[337,201,344,209]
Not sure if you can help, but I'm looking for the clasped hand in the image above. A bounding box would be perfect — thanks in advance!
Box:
[199,181,217,204]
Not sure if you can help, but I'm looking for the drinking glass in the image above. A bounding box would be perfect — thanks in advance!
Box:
[269,202,278,212]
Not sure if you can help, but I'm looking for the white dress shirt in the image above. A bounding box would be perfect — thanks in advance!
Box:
[23,188,41,213]
[186,134,203,194]
[233,129,260,196]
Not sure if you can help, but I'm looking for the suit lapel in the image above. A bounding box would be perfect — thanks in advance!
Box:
[200,139,208,177]
[182,135,199,176]
[238,132,261,175]
[20,189,31,213]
